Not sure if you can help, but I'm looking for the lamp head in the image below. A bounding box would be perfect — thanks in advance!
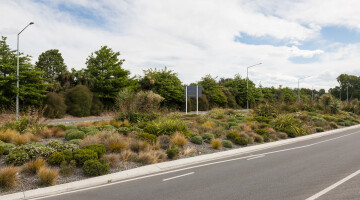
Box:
[29,22,34,25]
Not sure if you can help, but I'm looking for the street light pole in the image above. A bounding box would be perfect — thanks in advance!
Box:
[246,62,262,110]
[16,22,34,120]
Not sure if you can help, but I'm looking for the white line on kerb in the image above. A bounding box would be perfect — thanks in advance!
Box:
[28,130,360,200]
[247,154,265,160]
[305,168,360,200]
[162,172,194,181]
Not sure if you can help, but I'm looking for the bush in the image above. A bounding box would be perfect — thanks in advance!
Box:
[138,151,167,164]
[79,126,99,135]
[311,117,327,127]
[166,146,179,159]
[103,153,120,168]
[68,139,83,145]
[5,150,30,165]
[254,135,264,143]
[48,152,65,166]
[255,102,276,117]
[0,146,4,156]
[330,122,338,129]
[82,159,110,176]
[315,127,325,132]
[37,166,59,186]
[23,158,46,174]
[65,85,93,117]
[44,92,67,118]
[255,129,269,136]
[211,139,222,149]
[83,144,106,157]
[171,132,188,147]
[202,133,214,143]
[73,149,98,166]
[91,95,103,116]
[272,114,308,137]
[226,132,239,141]
[136,133,157,144]
[0,142,14,154]
[234,137,248,146]
[65,130,85,141]
[191,136,203,145]
[144,118,188,136]
[158,135,171,149]
[120,150,138,162]
[60,160,76,176]
[13,144,56,159]
[0,166,19,189]
[222,140,233,148]
[254,116,272,123]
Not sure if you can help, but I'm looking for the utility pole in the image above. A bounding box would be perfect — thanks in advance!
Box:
[246,63,262,110]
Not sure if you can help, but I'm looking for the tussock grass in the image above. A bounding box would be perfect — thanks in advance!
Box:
[120,150,137,162]
[0,166,19,189]
[23,158,46,174]
[138,150,166,164]
[37,166,59,186]
[102,153,120,168]
[171,132,188,147]
[211,138,222,149]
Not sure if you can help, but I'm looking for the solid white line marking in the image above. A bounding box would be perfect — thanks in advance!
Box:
[305,168,360,200]
[162,172,194,181]
[28,130,360,200]
[247,154,265,160]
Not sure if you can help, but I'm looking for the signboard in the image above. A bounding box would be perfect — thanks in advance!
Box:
[184,86,202,97]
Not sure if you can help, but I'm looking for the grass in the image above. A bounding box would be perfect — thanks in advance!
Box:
[170,132,188,147]
[102,153,120,168]
[120,150,137,162]
[138,151,166,164]
[211,138,222,149]
[183,146,196,155]
[37,166,59,186]
[0,166,19,189]
[23,158,47,174]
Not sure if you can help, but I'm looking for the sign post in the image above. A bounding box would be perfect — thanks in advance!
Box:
[185,86,188,114]
[185,86,202,115]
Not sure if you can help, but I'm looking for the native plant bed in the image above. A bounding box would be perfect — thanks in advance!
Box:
[0,107,359,195]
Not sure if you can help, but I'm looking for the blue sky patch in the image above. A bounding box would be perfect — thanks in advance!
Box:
[234,33,288,46]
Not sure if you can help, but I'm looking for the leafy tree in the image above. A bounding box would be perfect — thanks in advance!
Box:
[85,46,132,106]
[35,49,67,91]
[0,36,48,108]
[199,75,227,108]
[141,67,184,108]
[44,92,66,118]
[65,85,93,117]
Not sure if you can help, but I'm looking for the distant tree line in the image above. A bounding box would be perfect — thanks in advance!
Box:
[0,36,356,118]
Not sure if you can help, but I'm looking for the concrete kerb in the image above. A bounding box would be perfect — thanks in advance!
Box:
[2,124,360,200]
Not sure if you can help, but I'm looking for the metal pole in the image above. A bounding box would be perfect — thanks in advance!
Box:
[298,79,300,102]
[196,85,198,115]
[347,86,349,102]
[16,22,34,120]
[185,86,188,114]
[247,68,249,110]
[339,84,342,101]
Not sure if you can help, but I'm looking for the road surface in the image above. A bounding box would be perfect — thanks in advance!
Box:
[31,126,360,200]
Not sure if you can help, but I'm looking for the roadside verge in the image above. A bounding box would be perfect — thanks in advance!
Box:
[2,124,360,200]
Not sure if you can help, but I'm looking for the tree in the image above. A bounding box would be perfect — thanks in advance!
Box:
[35,49,67,90]
[199,75,227,108]
[141,67,184,108]
[0,36,48,108]
[85,46,132,106]
[65,85,93,117]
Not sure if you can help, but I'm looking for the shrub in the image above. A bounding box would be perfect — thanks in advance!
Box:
[98,125,117,132]
[120,150,137,162]
[37,166,59,186]
[191,135,203,144]
[48,152,65,166]
[0,146,4,156]
[208,108,226,119]
[226,131,239,141]
[65,130,85,141]
[222,140,233,148]
[171,132,188,147]
[0,166,19,189]
[82,159,110,176]
[73,149,98,166]
[158,135,171,149]
[211,139,222,149]
[65,85,93,117]
[315,127,325,132]
[0,142,15,154]
[63,150,73,162]
[60,160,76,176]
[136,133,157,144]
[254,116,272,123]
[213,126,226,138]
[330,122,338,129]
[79,126,99,135]
[138,151,167,164]
[103,153,120,168]
[202,133,214,143]
[255,102,276,117]
[253,135,264,143]
[202,121,216,129]
[234,137,248,146]
[44,92,67,118]
[255,129,270,136]
[5,150,30,165]
[51,127,66,138]
[144,118,188,136]
[311,117,327,127]
[23,158,46,174]
[228,122,238,127]
[130,140,149,153]
[104,135,128,153]
[83,144,106,157]
[166,146,180,159]
[91,95,103,116]
[272,114,308,137]
[67,139,83,145]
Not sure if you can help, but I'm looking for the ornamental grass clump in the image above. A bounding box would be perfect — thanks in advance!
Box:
[211,138,222,149]
[102,153,120,168]
[272,114,308,138]
[158,135,171,149]
[37,166,59,186]
[120,150,138,162]
[0,166,20,189]
[130,140,150,153]
[170,132,188,147]
[144,118,188,136]
[23,158,46,174]
[138,150,167,164]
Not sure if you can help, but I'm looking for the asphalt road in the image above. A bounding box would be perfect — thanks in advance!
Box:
[33,127,360,200]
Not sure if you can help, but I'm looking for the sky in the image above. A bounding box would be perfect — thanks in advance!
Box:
[1,0,360,90]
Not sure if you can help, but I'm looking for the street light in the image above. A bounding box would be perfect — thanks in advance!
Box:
[16,22,34,120]
[298,76,310,102]
[247,62,262,110]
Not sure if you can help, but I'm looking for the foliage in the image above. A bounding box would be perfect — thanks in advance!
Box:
[83,144,106,157]
[226,131,239,141]
[65,130,85,141]
[221,140,233,148]
[136,132,157,144]
[255,102,277,117]
[82,159,110,176]
[254,129,270,136]
[73,149,98,166]
[0,145,4,155]
[272,114,309,138]
[190,135,203,144]
[166,146,180,159]
[48,152,66,166]
[0,166,19,189]
[5,150,30,165]
[158,135,171,149]
[0,142,15,154]
[60,160,76,176]
[90,95,103,116]
[234,137,248,146]
[199,75,227,108]
[315,127,325,132]
[23,158,46,174]
[211,138,222,149]
[144,118,188,136]
[138,150,167,164]
[37,166,59,186]
[202,133,214,143]
[102,153,120,168]
[170,132,188,147]
[65,85,93,117]
[43,92,67,118]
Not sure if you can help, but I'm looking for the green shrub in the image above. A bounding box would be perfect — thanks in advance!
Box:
[222,140,233,148]
[90,95,103,116]
[66,125,77,130]
[13,144,56,159]
[229,126,242,131]
[0,146,4,156]
[5,150,30,165]
[330,122,338,129]
[83,144,106,157]
[190,136,203,144]
[136,133,157,144]
[208,108,227,119]
[234,137,248,146]
[254,135,264,143]
[158,135,171,149]
[48,152,65,166]
[255,129,269,136]
[63,150,73,162]
[315,127,325,132]
[166,147,179,159]
[311,117,327,127]
[65,85,93,117]
[254,116,272,123]
[272,114,308,137]
[0,142,15,155]
[202,133,214,143]
[213,126,226,138]
[79,126,99,135]
[67,139,83,145]
[46,140,79,152]
[73,149,98,166]
[144,118,188,136]
[60,160,76,176]
[65,130,85,141]
[228,122,237,127]
[4,118,29,134]
[226,132,238,141]
[98,125,117,132]
[255,102,276,117]
[82,159,110,176]
[44,92,67,119]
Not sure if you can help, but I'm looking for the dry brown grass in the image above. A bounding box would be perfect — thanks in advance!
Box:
[13,133,31,145]
[110,119,122,128]
[120,150,137,162]
[39,128,53,139]
[275,132,288,139]
[171,132,188,147]
[211,138,223,149]
[183,146,196,155]
[77,122,94,128]
[102,153,120,168]
[80,135,101,147]
[129,140,150,153]
[0,166,19,189]
[202,121,217,129]
[0,130,38,145]
[95,121,110,127]
[104,135,128,153]
[138,150,167,164]
[239,124,252,132]
[51,127,66,138]
[0,129,19,143]
[37,166,59,186]
[23,158,47,174]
